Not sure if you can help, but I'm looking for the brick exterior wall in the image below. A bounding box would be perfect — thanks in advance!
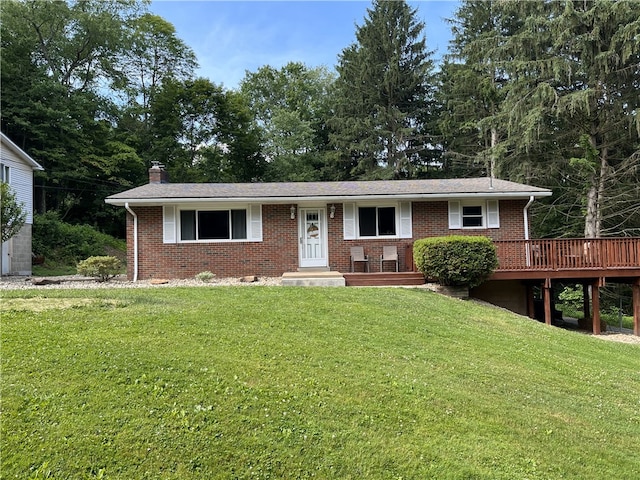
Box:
[126,199,530,279]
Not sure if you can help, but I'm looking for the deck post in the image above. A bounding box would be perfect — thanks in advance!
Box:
[633,278,640,337]
[591,279,602,335]
[544,278,552,326]
[582,283,590,321]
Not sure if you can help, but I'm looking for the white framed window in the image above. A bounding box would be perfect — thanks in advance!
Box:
[0,164,9,182]
[448,200,500,229]
[343,202,412,239]
[462,205,484,227]
[180,209,247,241]
[359,206,396,237]
[163,204,262,243]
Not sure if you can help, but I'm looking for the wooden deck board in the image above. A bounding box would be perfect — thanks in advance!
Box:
[343,272,425,287]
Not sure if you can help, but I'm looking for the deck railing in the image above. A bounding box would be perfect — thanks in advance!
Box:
[493,238,640,271]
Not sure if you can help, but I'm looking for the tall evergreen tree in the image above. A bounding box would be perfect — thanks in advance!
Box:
[330,0,436,180]
[444,0,640,238]
[437,1,511,179]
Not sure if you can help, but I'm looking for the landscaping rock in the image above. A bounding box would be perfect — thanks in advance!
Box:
[240,275,258,283]
[31,278,62,286]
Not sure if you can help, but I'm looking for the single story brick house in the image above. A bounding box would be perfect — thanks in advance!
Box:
[1,132,44,275]
[105,164,552,282]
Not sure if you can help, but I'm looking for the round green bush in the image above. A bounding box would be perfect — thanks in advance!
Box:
[77,256,123,282]
[413,236,498,288]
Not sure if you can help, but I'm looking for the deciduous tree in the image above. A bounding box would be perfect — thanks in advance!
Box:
[241,62,334,181]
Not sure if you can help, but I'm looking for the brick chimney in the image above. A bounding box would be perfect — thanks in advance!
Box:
[149,162,169,184]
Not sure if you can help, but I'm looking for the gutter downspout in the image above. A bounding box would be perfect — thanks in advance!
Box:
[523,195,535,267]
[124,203,138,282]
[523,195,535,241]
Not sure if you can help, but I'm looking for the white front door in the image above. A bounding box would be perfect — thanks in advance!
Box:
[299,208,328,268]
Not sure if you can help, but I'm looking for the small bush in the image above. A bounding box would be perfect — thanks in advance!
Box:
[195,271,216,282]
[414,236,498,288]
[558,284,584,312]
[77,256,122,282]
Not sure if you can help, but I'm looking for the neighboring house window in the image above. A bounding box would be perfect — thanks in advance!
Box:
[343,202,412,239]
[358,206,396,237]
[0,164,9,182]
[448,200,500,229]
[180,209,247,241]
[162,205,262,243]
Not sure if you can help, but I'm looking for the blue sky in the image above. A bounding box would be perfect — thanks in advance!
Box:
[149,1,460,90]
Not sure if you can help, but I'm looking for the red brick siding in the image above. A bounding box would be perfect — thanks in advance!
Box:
[125,199,529,279]
[127,205,298,279]
[412,200,526,241]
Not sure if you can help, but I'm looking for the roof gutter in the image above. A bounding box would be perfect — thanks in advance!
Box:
[106,191,552,207]
[124,202,138,282]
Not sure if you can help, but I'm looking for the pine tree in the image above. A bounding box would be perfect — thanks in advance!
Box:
[444,0,640,238]
[330,0,436,179]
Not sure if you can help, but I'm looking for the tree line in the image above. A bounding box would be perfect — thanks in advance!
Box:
[1,0,638,239]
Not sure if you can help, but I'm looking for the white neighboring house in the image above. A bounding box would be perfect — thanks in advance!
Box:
[1,132,44,275]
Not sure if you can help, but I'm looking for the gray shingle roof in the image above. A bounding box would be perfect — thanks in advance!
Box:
[105,177,551,205]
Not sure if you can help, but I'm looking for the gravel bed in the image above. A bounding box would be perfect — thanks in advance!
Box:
[0,275,281,290]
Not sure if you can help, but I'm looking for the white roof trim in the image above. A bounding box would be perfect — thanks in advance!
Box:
[0,132,44,171]
[105,190,552,206]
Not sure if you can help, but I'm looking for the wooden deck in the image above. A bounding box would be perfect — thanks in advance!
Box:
[492,238,640,279]
[337,238,638,336]
[491,238,640,336]
[343,272,425,287]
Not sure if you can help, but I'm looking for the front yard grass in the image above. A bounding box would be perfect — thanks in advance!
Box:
[2,286,639,479]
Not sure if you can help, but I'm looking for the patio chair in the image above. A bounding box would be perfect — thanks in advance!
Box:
[350,246,369,272]
[380,245,399,272]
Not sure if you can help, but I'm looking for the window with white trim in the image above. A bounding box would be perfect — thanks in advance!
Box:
[448,200,500,229]
[462,205,483,227]
[343,202,412,239]
[359,206,396,237]
[0,163,9,182]
[180,209,248,241]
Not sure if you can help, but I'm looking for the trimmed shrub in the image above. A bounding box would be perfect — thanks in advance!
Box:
[414,236,498,288]
[77,256,123,282]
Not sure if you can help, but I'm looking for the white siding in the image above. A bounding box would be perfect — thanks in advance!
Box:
[0,140,36,224]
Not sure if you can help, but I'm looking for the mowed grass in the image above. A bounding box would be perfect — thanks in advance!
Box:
[2,286,639,479]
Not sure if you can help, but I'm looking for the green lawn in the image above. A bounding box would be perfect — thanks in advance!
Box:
[2,287,639,479]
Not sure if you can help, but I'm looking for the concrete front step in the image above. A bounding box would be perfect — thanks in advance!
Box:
[281,271,346,287]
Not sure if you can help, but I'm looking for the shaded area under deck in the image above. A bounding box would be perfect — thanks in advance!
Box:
[491,239,640,336]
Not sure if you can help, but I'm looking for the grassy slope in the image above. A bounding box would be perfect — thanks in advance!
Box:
[2,287,639,479]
